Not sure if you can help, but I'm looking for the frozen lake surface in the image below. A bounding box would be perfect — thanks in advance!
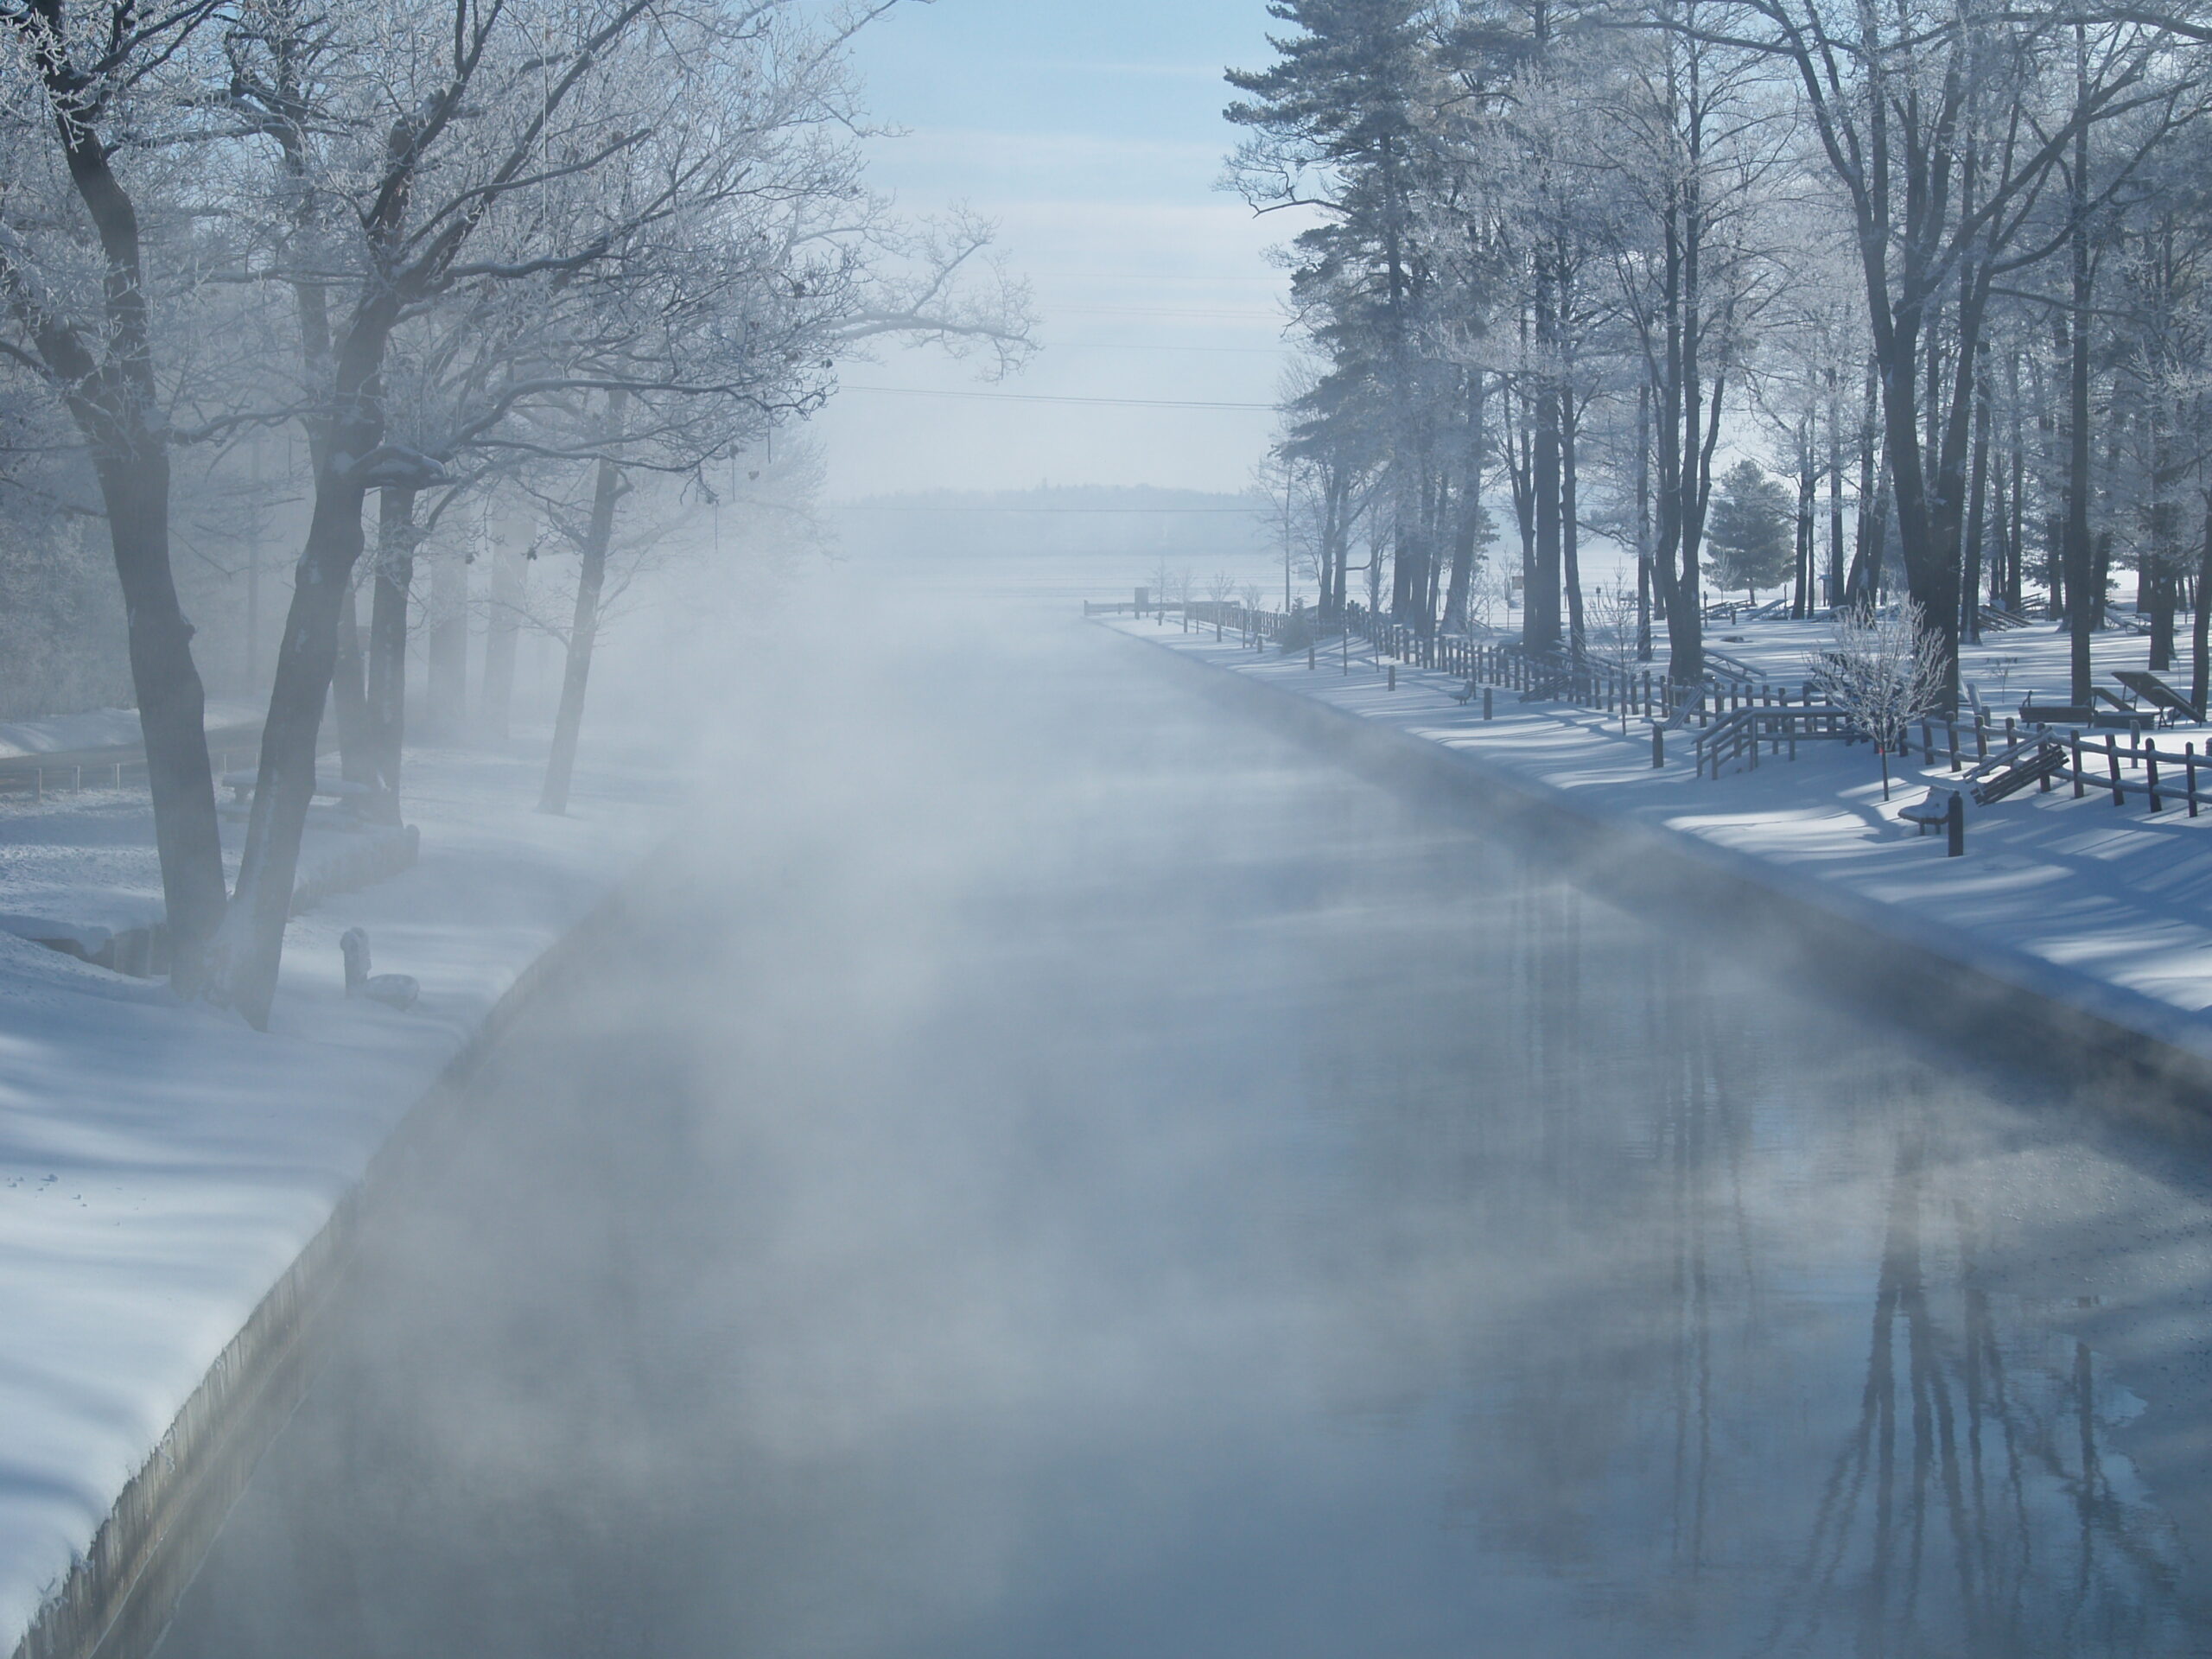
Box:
[157,574,2212,1658]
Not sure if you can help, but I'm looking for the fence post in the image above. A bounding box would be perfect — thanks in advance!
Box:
[1947,722,1961,772]
[1974,713,1988,762]
[1652,724,1664,768]
[1947,791,1965,856]
[2106,732,2123,804]
[1387,664,1396,691]
[1483,685,1493,721]
[2146,738,2163,813]
[2072,731,2085,798]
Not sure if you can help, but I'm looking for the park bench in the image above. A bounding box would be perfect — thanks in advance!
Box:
[2018,698,2152,734]
[221,769,381,821]
[1967,732,2067,804]
[1898,785,1959,835]
[2111,669,2201,725]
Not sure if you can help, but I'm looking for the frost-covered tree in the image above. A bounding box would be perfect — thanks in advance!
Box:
[0,0,235,984]
[1809,598,1948,799]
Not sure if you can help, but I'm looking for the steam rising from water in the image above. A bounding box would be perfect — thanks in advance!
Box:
[157,558,2212,1657]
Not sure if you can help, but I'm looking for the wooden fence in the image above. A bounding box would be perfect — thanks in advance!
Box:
[1178,597,1775,730]
[1986,727,2212,817]
[1136,599,2209,814]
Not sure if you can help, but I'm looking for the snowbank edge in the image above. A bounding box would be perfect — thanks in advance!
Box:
[1112,624,2212,1128]
[9,855,657,1659]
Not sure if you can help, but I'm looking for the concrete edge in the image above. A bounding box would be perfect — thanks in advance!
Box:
[1108,623,2212,1128]
[10,849,662,1659]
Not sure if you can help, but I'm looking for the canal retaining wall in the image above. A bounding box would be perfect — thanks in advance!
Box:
[8,868,652,1659]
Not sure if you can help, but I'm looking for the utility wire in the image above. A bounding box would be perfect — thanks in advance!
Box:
[842,384,1276,411]
[842,504,1264,513]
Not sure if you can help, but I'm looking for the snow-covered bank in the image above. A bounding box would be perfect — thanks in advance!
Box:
[1107,613,2212,1087]
[0,702,264,761]
[0,742,677,1656]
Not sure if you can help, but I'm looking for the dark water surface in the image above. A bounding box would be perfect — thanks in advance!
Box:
[157,609,2212,1658]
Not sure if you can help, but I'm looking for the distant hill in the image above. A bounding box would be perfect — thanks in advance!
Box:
[836,485,1275,563]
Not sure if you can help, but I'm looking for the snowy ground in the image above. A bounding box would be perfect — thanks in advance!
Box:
[1694,604,2164,705]
[1108,609,2212,1071]
[0,733,678,1654]
[0,701,263,760]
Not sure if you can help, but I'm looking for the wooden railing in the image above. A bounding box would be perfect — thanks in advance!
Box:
[1692,701,1855,779]
[2028,726,2211,816]
[1123,601,2210,810]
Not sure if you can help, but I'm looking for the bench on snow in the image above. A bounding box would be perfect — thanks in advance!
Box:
[1898,785,1959,835]
[2017,700,2153,734]
[2111,669,2202,725]
[222,769,378,808]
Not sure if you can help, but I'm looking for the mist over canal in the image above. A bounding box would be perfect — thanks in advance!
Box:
[156,574,2212,1658]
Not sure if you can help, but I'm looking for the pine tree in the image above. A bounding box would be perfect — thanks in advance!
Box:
[1703,461,1794,603]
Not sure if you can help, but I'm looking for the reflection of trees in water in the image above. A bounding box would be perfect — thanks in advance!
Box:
[1759,1128,2187,1659]
[1309,881,2193,1657]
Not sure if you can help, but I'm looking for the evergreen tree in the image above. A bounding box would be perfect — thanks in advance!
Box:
[1227,0,1446,626]
[1703,461,1794,603]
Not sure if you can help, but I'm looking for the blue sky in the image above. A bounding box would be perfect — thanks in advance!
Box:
[812,0,1307,499]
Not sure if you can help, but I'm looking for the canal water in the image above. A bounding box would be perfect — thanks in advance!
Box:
[157,600,2212,1658]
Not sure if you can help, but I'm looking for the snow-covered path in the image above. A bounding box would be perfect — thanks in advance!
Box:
[154,582,2212,1658]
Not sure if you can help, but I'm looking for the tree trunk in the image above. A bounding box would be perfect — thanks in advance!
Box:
[2151,423,2178,670]
[1846,363,1881,607]
[1637,382,1654,658]
[1961,348,1990,647]
[210,477,368,1028]
[427,550,468,738]
[331,582,373,785]
[481,529,526,740]
[1531,372,1563,658]
[2193,493,2212,719]
[365,486,416,821]
[1561,406,1585,655]
[2063,100,2096,704]
[541,451,623,814]
[1442,374,1482,632]
[98,454,228,989]
[1510,407,1536,621]
[1793,427,1814,620]
[1827,371,1845,609]
[2006,352,2027,610]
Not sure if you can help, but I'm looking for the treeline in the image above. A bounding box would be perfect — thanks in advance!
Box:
[0,0,1027,1021]
[1227,0,2212,708]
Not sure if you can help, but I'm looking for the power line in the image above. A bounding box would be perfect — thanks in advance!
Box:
[1056,304,1282,322]
[1052,341,1289,357]
[841,504,1264,513]
[842,384,1277,411]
